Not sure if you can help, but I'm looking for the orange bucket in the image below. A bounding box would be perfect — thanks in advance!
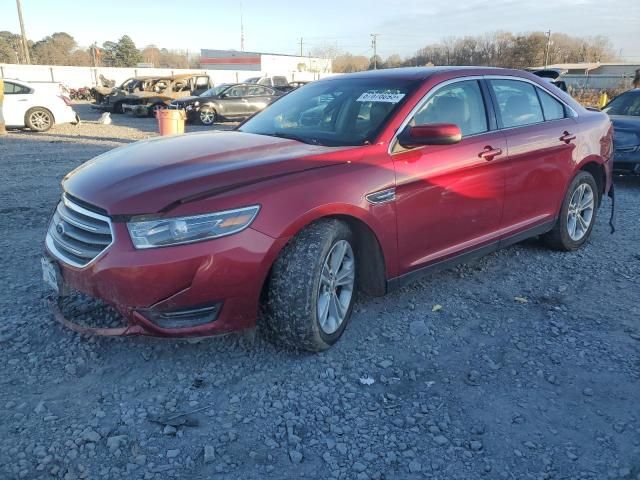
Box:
[156,108,186,136]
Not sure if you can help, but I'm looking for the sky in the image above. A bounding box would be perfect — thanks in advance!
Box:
[2,0,640,61]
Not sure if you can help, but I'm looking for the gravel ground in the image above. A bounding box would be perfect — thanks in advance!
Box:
[0,103,639,480]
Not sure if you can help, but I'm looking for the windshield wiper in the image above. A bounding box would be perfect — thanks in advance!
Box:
[263,131,323,146]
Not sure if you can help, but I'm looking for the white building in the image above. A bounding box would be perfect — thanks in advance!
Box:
[200,49,332,82]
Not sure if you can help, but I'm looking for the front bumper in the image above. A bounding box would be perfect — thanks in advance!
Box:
[45,222,287,337]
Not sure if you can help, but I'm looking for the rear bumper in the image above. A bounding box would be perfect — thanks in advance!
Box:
[45,223,288,338]
[56,106,79,125]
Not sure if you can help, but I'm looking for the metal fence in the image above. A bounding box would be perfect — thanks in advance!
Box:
[0,64,336,89]
[563,74,635,91]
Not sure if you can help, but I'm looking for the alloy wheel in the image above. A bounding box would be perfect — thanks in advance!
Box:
[317,240,355,335]
[200,110,215,125]
[567,183,594,241]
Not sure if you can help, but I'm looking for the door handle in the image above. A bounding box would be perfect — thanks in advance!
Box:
[478,146,503,161]
[559,131,576,143]
[18,99,28,102]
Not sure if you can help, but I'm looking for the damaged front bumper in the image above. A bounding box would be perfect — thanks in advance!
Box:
[43,223,286,338]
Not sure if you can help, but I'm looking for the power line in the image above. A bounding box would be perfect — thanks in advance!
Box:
[239,1,245,51]
[544,30,552,67]
[16,0,30,64]
[370,33,379,69]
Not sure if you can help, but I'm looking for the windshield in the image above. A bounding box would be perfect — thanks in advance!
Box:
[238,78,419,146]
[603,92,640,116]
[200,85,230,97]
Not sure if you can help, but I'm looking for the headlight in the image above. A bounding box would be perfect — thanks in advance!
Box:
[185,104,193,111]
[193,101,200,107]
[127,206,260,249]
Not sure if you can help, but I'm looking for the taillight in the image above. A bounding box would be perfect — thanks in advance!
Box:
[58,95,73,106]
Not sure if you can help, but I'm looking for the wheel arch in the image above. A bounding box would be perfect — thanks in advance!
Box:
[258,210,390,305]
[577,158,606,205]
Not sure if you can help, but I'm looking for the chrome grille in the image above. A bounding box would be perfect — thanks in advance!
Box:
[46,195,113,267]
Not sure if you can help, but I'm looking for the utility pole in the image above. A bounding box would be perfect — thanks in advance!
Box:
[544,30,552,68]
[370,33,379,69]
[16,0,31,64]
[299,38,304,57]
[240,1,245,51]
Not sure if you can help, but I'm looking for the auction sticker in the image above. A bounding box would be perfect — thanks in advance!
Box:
[357,91,405,103]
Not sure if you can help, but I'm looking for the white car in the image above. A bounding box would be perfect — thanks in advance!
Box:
[2,79,79,132]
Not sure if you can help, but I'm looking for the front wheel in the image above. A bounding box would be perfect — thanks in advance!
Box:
[542,171,598,251]
[198,107,217,125]
[264,219,357,351]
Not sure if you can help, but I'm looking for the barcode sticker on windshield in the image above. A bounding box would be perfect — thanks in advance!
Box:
[357,92,405,103]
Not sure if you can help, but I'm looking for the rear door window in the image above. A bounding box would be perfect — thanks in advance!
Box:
[489,79,544,128]
[247,86,269,96]
[226,86,248,98]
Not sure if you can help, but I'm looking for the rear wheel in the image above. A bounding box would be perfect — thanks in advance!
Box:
[25,107,54,132]
[264,219,356,351]
[542,171,598,251]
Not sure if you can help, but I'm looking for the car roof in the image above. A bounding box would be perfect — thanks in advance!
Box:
[318,66,530,81]
[3,78,31,86]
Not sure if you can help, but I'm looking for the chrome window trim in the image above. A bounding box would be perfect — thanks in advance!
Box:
[389,74,579,154]
[46,196,114,269]
[389,76,486,154]
[485,76,578,131]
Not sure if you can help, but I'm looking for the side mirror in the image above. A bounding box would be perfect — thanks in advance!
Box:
[398,123,462,149]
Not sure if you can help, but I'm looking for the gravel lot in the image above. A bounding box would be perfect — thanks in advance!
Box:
[1,103,639,480]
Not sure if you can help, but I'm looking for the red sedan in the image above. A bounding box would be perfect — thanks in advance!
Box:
[43,67,613,351]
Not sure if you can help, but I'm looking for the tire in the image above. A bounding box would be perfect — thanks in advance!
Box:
[264,219,357,351]
[542,171,599,251]
[25,107,54,132]
[198,107,217,125]
[112,101,124,114]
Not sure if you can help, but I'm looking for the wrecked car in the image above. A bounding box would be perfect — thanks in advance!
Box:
[43,67,612,351]
[119,74,212,116]
[92,76,155,113]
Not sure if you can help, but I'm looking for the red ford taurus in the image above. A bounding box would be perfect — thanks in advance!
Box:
[43,67,613,350]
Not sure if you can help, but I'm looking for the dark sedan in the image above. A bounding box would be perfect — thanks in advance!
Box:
[169,83,281,125]
[603,88,640,174]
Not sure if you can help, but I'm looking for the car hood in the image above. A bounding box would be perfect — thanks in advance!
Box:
[610,115,640,147]
[62,131,348,215]
[172,96,203,105]
[609,115,640,130]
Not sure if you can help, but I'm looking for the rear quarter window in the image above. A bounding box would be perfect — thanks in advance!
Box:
[4,82,30,94]
[536,87,566,121]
